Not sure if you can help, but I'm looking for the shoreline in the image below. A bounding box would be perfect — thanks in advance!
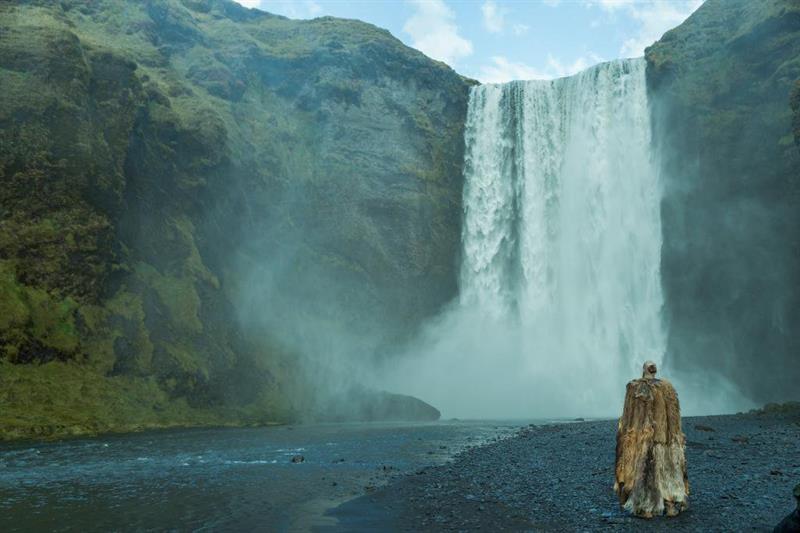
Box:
[321,408,800,531]
[0,419,287,445]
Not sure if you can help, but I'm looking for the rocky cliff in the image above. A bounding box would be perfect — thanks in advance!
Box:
[0,0,470,439]
[647,0,800,402]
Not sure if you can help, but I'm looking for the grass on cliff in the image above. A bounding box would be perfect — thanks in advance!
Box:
[0,360,287,441]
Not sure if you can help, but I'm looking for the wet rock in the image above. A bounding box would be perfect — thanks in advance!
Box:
[316,389,442,422]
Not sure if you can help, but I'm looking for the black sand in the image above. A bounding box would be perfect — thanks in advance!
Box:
[322,409,800,531]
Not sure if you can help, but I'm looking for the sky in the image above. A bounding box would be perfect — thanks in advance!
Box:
[232,0,702,82]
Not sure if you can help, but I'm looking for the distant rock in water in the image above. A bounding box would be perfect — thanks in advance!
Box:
[317,388,441,422]
[367,392,441,422]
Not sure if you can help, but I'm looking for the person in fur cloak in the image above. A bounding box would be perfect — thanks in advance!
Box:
[614,361,689,518]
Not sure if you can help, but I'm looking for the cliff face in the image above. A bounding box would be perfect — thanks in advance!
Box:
[793,79,800,148]
[646,0,800,402]
[0,0,470,439]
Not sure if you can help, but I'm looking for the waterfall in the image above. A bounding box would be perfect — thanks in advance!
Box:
[383,58,670,418]
[459,58,665,414]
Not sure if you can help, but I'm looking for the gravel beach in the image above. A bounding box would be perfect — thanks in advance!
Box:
[322,408,800,532]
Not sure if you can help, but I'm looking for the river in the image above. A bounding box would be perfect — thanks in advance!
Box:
[0,421,520,531]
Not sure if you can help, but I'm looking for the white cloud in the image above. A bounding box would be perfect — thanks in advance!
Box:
[586,0,636,10]
[585,0,701,56]
[481,1,507,34]
[478,56,545,83]
[619,1,701,57]
[542,0,562,5]
[544,52,605,78]
[512,23,530,36]
[241,0,324,19]
[306,1,323,16]
[403,0,473,66]
[477,52,604,83]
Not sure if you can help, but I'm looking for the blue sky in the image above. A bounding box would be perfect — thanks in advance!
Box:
[233,0,701,82]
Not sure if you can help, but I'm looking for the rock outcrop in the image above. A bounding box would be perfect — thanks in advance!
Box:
[646,0,800,402]
[792,80,800,150]
[318,387,441,422]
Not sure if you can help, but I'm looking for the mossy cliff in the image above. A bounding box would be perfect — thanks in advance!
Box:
[646,0,800,401]
[0,0,470,439]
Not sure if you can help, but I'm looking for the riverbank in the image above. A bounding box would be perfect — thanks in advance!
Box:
[323,405,800,531]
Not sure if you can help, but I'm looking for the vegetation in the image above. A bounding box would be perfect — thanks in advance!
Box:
[792,80,800,149]
[0,0,470,440]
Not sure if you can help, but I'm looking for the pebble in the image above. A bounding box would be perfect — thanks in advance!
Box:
[335,411,800,531]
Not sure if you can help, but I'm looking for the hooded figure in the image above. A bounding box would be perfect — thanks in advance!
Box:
[614,361,689,518]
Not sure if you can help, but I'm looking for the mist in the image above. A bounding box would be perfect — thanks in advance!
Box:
[376,304,751,419]
[232,231,386,417]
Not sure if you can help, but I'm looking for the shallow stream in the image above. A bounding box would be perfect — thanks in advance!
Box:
[0,420,520,531]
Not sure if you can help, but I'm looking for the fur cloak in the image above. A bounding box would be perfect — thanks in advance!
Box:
[614,377,689,517]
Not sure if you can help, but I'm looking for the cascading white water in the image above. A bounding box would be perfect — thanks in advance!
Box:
[459,58,665,414]
[383,59,670,418]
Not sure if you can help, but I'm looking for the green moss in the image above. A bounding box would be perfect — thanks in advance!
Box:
[0,360,287,441]
[135,262,203,334]
[0,261,80,361]
[172,216,219,288]
[102,290,154,374]
[0,262,29,331]
[27,291,80,353]
[792,80,800,150]
[163,341,208,378]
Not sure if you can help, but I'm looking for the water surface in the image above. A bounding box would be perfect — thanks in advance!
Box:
[0,420,520,531]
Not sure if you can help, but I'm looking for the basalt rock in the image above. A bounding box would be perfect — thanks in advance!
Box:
[792,80,800,151]
[316,387,441,422]
[646,0,800,403]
